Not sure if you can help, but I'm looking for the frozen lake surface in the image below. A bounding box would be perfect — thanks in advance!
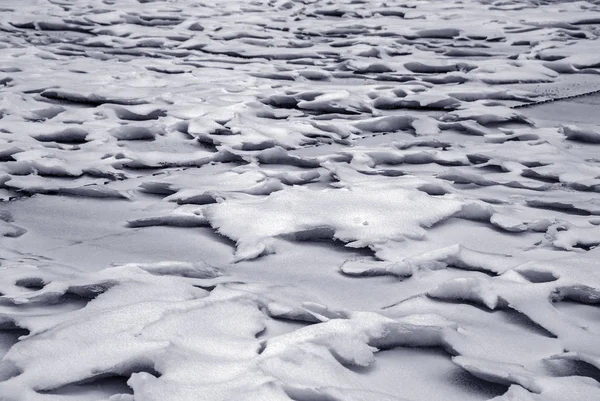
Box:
[1,0,600,400]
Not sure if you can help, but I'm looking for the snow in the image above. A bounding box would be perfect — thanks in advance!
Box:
[205,176,466,260]
[1,0,600,400]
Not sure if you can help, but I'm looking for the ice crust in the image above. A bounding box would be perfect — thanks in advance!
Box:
[1,0,600,400]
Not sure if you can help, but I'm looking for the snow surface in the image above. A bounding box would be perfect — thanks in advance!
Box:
[1,0,600,400]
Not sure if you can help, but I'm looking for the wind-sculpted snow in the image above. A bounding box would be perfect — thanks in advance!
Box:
[1,0,600,400]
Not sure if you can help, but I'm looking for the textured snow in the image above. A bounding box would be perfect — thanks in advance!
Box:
[1,0,600,400]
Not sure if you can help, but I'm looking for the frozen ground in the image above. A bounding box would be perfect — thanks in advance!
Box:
[1,0,600,400]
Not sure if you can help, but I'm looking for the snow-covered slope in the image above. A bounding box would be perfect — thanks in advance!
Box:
[1,0,600,400]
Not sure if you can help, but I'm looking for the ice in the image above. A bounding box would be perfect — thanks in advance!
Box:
[429,276,504,310]
[4,176,129,199]
[561,125,600,144]
[2,0,600,399]
[110,126,160,141]
[141,169,283,205]
[443,102,533,126]
[341,244,518,278]
[127,214,208,229]
[549,223,600,251]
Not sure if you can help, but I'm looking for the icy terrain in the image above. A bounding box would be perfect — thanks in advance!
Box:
[1,0,600,400]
